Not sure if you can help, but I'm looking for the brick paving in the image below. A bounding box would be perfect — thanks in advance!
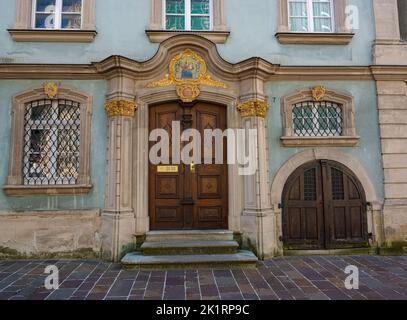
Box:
[0,256,406,300]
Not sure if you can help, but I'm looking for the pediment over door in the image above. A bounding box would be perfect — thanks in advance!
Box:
[94,34,278,104]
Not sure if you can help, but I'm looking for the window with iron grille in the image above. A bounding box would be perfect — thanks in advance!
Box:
[292,101,343,137]
[23,99,81,185]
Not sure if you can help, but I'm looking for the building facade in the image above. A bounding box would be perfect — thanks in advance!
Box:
[0,0,405,262]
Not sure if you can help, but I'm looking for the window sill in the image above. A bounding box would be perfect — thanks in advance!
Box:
[8,29,97,43]
[275,32,354,45]
[280,136,360,147]
[145,30,230,44]
[3,184,93,196]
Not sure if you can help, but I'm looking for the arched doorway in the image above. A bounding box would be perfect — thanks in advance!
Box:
[282,160,369,250]
[148,101,229,230]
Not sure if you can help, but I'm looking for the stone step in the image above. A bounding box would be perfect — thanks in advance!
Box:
[141,240,239,255]
[121,250,258,270]
[283,247,376,256]
[145,230,234,242]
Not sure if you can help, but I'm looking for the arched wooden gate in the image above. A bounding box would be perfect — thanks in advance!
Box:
[282,160,369,250]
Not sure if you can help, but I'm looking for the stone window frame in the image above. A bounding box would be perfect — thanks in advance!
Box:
[280,88,359,147]
[8,0,96,42]
[4,86,93,196]
[276,0,354,44]
[146,0,229,44]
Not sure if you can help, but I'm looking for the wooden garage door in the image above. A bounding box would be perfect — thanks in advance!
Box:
[149,101,228,230]
[282,160,369,250]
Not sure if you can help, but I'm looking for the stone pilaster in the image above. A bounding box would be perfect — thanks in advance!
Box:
[376,80,407,245]
[102,76,138,262]
[237,99,277,259]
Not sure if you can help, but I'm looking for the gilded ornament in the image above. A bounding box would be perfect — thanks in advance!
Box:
[105,100,138,117]
[237,100,269,118]
[312,86,326,102]
[44,81,59,99]
[146,49,226,102]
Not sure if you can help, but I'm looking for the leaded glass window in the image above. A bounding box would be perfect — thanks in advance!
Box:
[33,0,82,29]
[165,0,212,31]
[288,0,334,32]
[23,99,81,185]
[292,101,343,137]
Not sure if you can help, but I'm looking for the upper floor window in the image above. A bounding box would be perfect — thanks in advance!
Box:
[164,0,213,31]
[288,0,334,32]
[33,0,82,29]
[9,0,95,42]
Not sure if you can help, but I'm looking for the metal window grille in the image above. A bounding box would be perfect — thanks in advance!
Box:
[23,99,81,185]
[304,168,317,201]
[292,101,343,137]
[331,167,345,200]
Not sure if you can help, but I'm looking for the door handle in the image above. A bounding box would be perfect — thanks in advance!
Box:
[190,161,196,173]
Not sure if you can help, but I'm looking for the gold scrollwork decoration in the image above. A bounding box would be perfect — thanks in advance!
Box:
[146,49,227,103]
[237,100,269,118]
[105,100,138,118]
[312,86,326,102]
[44,81,59,99]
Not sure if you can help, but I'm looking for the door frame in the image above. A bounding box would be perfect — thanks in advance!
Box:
[271,149,383,253]
[132,89,244,234]
[148,100,229,230]
[281,158,372,250]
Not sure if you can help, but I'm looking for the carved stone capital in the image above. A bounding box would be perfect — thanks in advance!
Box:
[237,100,269,118]
[105,100,138,118]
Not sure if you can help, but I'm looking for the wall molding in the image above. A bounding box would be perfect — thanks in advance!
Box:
[8,29,97,43]
[145,30,230,44]
[275,32,354,45]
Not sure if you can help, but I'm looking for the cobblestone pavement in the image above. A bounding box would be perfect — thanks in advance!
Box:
[0,256,406,300]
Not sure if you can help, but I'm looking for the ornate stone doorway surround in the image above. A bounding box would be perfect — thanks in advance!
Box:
[98,35,279,261]
[270,149,384,254]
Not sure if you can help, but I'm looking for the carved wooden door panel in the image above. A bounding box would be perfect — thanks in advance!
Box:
[282,160,368,249]
[322,161,369,248]
[149,102,184,230]
[282,161,325,249]
[149,102,228,230]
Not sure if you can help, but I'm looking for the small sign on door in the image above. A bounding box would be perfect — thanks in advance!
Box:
[157,165,179,173]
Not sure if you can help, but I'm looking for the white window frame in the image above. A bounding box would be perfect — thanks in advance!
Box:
[162,0,214,31]
[288,0,335,33]
[23,100,81,186]
[32,0,83,30]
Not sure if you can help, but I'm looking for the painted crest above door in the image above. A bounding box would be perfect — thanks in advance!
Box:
[146,49,226,102]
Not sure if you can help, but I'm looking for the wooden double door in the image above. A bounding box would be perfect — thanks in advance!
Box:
[149,101,228,230]
[282,160,369,250]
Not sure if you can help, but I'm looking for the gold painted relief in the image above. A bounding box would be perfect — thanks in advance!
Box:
[146,49,226,103]
[44,81,59,99]
[312,86,327,102]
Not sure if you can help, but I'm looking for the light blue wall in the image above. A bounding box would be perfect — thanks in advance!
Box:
[0,1,382,210]
[266,80,384,201]
[0,0,375,65]
[0,80,107,211]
